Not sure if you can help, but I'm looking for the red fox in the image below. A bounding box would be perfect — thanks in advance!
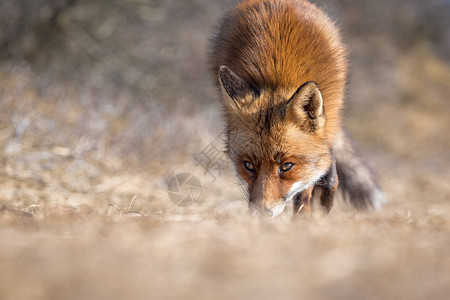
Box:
[209,0,386,216]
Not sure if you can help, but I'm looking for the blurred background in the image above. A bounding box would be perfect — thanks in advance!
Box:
[0,0,448,210]
[0,0,449,299]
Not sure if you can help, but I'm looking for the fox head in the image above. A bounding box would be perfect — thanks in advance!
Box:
[218,66,333,215]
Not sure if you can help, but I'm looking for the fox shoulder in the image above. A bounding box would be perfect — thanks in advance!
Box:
[209,0,348,142]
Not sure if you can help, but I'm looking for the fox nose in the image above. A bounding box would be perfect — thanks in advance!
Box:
[249,201,286,217]
[249,202,273,216]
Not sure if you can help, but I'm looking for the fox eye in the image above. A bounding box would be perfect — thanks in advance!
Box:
[280,163,294,172]
[244,161,256,172]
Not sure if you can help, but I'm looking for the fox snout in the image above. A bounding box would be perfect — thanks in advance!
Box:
[248,171,289,217]
[248,191,284,213]
[249,200,287,217]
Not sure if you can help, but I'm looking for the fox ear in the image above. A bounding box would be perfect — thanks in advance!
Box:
[219,66,257,108]
[286,81,325,130]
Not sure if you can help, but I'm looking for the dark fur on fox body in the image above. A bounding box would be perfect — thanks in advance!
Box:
[209,0,385,214]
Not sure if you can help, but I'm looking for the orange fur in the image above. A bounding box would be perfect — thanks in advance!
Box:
[210,0,347,142]
[209,0,349,214]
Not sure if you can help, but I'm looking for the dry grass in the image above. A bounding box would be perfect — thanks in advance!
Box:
[0,205,449,300]
[1,0,449,299]
[1,57,449,299]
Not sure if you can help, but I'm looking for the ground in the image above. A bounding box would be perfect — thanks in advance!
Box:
[0,0,449,299]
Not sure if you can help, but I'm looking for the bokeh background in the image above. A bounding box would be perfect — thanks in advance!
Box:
[0,0,449,299]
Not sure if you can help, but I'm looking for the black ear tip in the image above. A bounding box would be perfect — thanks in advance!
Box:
[218,65,257,103]
[219,66,233,76]
[219,65,234,80]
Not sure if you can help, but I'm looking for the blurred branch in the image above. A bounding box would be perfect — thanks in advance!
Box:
[49,0,79,27]
[68,20,157,107]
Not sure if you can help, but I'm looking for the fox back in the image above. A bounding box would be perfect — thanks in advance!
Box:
[209,0,349,213]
